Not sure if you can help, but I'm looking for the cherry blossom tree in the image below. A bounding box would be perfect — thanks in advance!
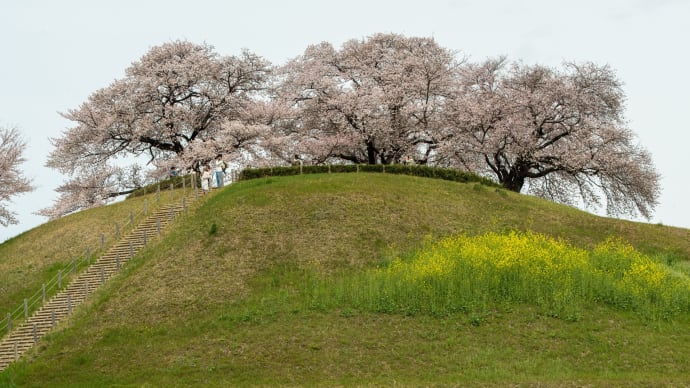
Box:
[0,126,34,226]
[439,58,660,218]
[43,35,661,220]
[275,33,459,165]
[42,40,273,218]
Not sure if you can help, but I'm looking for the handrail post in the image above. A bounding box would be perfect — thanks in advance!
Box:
[6,313,11,333]
[42,283,46,303]
[24,299,28,318]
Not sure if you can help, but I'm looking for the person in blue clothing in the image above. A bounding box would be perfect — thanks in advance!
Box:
[214,154,226,188]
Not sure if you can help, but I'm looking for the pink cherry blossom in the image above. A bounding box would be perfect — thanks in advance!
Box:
[0,126,34,226]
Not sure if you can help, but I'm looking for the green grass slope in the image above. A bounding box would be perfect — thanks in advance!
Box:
[0,186,191,320]
[1,172,689,386]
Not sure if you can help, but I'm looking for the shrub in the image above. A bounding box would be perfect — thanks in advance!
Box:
[128,174,195,198]
[238,164,500,188]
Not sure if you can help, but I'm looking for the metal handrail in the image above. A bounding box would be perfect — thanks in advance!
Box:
[0,173,201,335]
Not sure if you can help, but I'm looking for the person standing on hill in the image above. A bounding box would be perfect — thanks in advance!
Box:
[214,154,226,188]
[201,165,212,193]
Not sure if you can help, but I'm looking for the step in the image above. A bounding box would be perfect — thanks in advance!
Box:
[0,194,204,371]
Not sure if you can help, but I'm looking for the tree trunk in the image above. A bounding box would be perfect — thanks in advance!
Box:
[367,142,377,165]
[501,171,525,192]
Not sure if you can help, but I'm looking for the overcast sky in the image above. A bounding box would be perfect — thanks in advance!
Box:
[1,0,689,242]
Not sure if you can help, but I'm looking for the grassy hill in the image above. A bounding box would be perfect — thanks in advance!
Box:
[0,186,191,318]
[1,172,689,386]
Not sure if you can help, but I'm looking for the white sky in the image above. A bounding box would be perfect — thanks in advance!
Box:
[1,0,689,242]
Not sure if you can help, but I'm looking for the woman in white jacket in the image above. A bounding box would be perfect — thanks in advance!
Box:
[201,165,212,192]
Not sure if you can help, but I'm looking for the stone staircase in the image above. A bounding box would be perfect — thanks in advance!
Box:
[0,197,194,371]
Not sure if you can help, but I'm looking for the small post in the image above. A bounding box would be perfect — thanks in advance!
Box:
[356,164,360,173]
[170,206,174,222]
[68,294,72,315]
[144,199,148,216]
[24,298,28,318]
[14,341,18,360]
[7,313,11,332]
[58,269,62,289]
[169,183,174,201]
[116,253,121,272]
[42,283,46,303]
[73,258,77,275]
[156,184,161,204]
[33,323,38,344]
[129,210,134,226]
[101,233,106,250]
[51,310,56,329]
[143,230,147,246]
[86,246,91,265]
[182,197,187,212]
[183,176,186,196]
[156,218,161,235]
[115,223,120,240]
[84,282,88,300]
